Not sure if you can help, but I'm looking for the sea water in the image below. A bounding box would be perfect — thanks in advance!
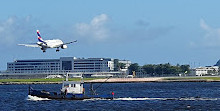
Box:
[0,82,220,110]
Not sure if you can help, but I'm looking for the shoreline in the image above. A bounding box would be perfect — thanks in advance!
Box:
[1,77,220,85]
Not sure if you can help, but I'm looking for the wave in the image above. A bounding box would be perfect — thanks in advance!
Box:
[178,97,218,101]
[84,97,219,101]
[114,97,219,101]
[113,97,162,101]
[26,95,51,101]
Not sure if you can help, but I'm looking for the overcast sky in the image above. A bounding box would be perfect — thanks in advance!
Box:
[1,0,220,70]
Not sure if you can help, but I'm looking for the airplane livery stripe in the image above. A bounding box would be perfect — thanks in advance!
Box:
[37,32,41,37]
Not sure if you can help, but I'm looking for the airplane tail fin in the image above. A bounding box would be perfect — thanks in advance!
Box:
[37,30,47,45]
[37,30,43,42]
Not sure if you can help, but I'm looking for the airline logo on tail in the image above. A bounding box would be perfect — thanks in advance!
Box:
[37,30,47,45]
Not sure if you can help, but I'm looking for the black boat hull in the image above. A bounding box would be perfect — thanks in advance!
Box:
[29,89,114,100]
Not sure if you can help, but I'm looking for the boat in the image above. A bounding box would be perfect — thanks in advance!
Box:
[28,73,114,100]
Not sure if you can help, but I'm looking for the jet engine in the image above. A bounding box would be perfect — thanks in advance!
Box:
[61,45,67,49]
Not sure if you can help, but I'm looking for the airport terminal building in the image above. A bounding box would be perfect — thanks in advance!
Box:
[6,57,119,75]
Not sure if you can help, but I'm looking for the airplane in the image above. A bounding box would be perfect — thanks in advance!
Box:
[18,30,77,52]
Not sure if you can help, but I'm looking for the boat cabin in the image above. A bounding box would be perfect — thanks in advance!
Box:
[61,81,84,94]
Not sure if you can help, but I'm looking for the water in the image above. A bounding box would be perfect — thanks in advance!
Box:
[1,82,220,111]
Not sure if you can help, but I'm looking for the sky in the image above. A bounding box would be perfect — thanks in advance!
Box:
[1,0,220,70]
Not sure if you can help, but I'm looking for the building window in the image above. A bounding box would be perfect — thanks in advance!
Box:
[62,61,72,70]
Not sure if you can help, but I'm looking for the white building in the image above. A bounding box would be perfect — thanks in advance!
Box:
[118,60,132,74]
[73,58,114,72]
[7,57,73,74]
[190,66,219,76]
[6,57,115,75]
[118,60,132,69]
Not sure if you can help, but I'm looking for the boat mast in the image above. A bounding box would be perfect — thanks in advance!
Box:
[66,73,69,81]
[89,76,112,95]
[93,76,111,91]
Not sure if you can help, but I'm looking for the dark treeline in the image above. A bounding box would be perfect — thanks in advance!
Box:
[128,63,190,76]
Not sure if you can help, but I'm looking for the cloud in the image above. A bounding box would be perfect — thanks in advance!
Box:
[75,14,109,41]
[0,16,17,45]
[0,14,174,47]
[73,14,174,44]
[200,19,211,31]
[111,23,174,43]
[0,16,35,46]
[199,19,220,47]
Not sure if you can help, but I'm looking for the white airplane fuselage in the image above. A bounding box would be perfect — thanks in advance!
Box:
[37,39,63,48]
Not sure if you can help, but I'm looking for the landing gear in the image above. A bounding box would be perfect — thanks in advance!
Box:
[56,48,60,52]
[41,47,46,53]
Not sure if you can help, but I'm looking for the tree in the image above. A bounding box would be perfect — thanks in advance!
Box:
[128,63,140,74]
[141,63,190,76]
[118,63,126,69]
[142,64,155,76]
[180,65,190,73]
[142,64,154,74]
[155,64,163,75]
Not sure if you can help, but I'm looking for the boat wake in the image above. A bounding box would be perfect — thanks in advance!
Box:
[113,97,165,101]
[113,97,219,101]
[84,97,219,101]
[27,95,51,101]
[26,95,219,101]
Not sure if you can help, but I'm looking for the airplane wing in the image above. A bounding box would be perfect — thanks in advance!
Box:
[63,40,77,45]
[18,44,40,48]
